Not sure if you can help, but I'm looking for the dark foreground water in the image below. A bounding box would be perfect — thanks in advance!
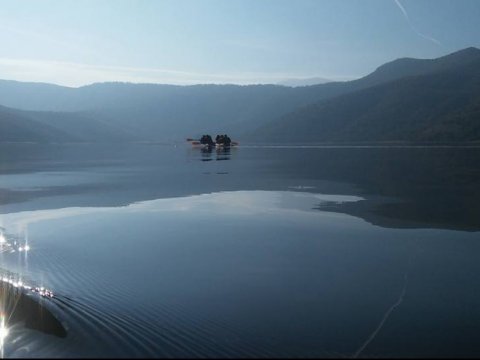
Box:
[0,143,479,358]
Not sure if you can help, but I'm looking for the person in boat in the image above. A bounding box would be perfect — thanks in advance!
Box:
[200,134,214,146]
[213,134,232,146]
[216,134,225,145]
[224,134,231,146]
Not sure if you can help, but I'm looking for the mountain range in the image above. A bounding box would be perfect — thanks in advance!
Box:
[276,77,332,87]
[0,47,479,143]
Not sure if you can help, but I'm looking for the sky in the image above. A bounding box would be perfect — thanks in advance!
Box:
[0,0,479,87]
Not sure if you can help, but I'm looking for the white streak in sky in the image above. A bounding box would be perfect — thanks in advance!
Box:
[393,0,443,47]
[0,57,345,87]
[394,0,410,20]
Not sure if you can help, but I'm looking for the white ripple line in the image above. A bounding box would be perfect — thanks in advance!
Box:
[353,271,409,358]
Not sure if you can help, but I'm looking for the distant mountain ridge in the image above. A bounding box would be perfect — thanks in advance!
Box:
[0,105,75,142]
[252,49,480,142]
[362,47,480,87]
[0,47,479,143]
[277,77,332,87]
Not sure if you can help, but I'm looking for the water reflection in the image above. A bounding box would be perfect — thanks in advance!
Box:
[2,144,480,357]
[269,146,480,231]
[215,147,232,161]
[0,190,479,357]
[2,144,479,231]
[1,190,365,357]
[199,146,232,161]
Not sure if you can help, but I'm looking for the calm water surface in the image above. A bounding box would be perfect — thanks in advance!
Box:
[0,143,479,358]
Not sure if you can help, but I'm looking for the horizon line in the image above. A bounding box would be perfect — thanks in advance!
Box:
[0,75,358,89]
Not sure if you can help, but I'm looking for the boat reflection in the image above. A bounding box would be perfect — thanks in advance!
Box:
[199,146,232,161]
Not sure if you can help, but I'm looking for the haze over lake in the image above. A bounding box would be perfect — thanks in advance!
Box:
[0,143,479,357]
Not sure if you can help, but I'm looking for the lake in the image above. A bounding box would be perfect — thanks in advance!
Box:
[0,143,479,358]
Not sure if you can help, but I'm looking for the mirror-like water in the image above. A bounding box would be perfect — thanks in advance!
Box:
[0,143,479,357]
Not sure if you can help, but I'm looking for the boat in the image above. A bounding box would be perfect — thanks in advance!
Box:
[215,141,239,148]
[187,136,238,148]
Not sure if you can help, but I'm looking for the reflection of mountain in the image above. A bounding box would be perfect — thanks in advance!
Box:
[273,147,480,231]
[1,142,478,232]
[0,47,479,143]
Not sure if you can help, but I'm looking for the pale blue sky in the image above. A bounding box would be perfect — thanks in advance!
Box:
[0,0,479,86]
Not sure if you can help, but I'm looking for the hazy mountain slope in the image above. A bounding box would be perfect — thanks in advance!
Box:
[0,81,317,139]
[0,105,76,142]
[25,110,138,142]
[284,47,480,104]
[250,59,480,142]
[277,77,332,87]
[0,104,133,143]
[1,47,477,113]
[0,47,478,142]
[87,84,342,140]
[0,80,77,111]
[357,47,480,88]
